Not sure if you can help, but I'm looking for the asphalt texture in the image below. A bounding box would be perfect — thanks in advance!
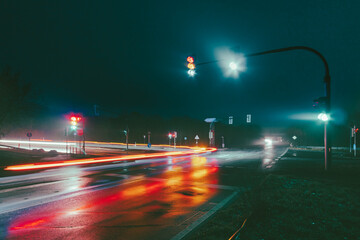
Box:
[0,144,288,240]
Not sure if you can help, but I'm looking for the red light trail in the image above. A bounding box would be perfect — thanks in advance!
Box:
[4,147,217,171]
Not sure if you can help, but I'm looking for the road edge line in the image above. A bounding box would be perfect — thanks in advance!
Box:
[170,190,239,240]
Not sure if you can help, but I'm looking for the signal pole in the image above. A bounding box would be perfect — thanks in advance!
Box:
[354,125,357,157]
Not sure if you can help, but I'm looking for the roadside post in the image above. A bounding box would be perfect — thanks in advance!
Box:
[195,135,200,146]
[354,125,357,157]
[147,131,151,148]
[174,131,177,148]
[26,132,32,149]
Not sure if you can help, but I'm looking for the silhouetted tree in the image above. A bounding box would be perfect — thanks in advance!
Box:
[0,67,33,137]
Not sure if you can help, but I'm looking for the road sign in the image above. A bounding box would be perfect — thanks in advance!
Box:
[204,118,216,123]
[148,143,151,148]
[26,132,32,138]
[195,135,200,140]
[209,131,214,139]
[246,114,251,123]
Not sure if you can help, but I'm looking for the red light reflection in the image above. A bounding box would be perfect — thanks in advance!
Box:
[7,155,220,239]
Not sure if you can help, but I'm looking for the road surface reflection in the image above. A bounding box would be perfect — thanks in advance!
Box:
[6,155,219,239]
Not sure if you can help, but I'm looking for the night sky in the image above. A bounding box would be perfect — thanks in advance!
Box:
[1,0,359,126]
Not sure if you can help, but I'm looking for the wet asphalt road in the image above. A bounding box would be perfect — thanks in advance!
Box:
[0,144,288,240]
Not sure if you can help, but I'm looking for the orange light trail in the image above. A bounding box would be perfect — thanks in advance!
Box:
[4,147,217,171]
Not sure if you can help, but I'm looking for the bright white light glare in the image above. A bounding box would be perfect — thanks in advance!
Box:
[0,140,75,146]
[215,48,247,79]
[318,113,329,121]
[288,113,322,121]
[229,62,237,70]
[264,138,273,145]
[188,69,196,77]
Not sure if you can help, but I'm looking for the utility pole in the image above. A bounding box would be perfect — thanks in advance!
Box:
[354,125,357,157]
[124,127,129,151]
[174,131,177,148]
[350,127,353,153]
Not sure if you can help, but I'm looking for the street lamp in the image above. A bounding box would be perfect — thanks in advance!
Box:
[318,113,329,122]
[246,46,332,170]
[188,46,332,170]
[229,62,237,70]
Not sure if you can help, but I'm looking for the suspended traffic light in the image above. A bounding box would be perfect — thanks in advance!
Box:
[187,56,196,77]
[187,56,195,70]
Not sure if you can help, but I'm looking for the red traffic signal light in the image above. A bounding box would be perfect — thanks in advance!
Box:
[187,56,194,63]
[68,114,83,130]
[356,128,359,133]
[70,116,78,125]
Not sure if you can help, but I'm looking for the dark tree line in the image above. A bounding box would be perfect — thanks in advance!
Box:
[0,67,32,137]
[1,66,359,148]
[0,67,47,138]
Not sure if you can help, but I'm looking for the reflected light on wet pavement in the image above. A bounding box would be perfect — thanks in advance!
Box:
[262,143,276,169]
[6,155,220,239]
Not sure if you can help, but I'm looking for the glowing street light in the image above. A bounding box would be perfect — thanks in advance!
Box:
[318,113,329,122]
[229,62,237,70]
[188,46,331,170]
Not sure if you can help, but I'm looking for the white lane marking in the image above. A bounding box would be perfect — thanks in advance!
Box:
[177,211,203,226]
[170,191,239,240]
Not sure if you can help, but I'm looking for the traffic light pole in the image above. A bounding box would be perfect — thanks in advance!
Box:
[126,128,129,152]
[196,46,331,170]
[246,46,331,169]
[354,125,357,157]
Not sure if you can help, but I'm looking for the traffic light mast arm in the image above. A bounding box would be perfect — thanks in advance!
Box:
[245,46,330,112]
[194,46,331,112]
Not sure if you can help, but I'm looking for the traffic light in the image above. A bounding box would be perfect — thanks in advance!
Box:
[70,116,78,130]
[187,56,196,77]
[69,114,82,131]
[187,56,195,70]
